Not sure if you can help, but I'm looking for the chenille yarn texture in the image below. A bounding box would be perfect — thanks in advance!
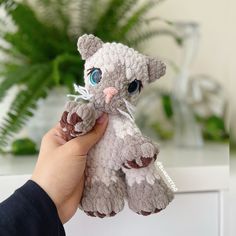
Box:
[60,34,175,218]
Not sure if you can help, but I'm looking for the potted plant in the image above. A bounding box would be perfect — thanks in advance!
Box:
[0,0,181,153]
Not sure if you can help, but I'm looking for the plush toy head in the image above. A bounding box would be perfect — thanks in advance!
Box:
[77,34,166,114]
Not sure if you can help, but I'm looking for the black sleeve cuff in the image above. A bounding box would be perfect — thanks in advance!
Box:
[0,180,65,236]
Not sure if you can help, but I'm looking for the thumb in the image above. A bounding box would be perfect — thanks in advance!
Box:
[63,113,108,155]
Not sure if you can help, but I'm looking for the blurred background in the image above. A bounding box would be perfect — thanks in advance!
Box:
[0,0,232,153]
[0,0,234,235]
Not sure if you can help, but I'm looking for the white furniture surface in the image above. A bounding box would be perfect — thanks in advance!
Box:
[0,143,229,236]
[230,156,236,236]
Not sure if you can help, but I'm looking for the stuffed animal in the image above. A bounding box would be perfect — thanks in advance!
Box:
[60,34,176,218]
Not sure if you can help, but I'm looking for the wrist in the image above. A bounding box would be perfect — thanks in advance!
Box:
[31,175,61,210]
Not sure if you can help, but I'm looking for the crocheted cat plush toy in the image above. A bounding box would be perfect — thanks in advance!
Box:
[60,34,176,218]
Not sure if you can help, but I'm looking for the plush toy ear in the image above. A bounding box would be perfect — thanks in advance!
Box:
[147,57,166,83]
[77,34,103,60]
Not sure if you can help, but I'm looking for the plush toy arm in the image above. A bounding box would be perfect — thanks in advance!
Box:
[60,101,97,141]
[120,135,174,216]
[121,135,159,169]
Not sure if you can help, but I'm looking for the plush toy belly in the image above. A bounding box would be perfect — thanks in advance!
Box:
[81,114,175,217]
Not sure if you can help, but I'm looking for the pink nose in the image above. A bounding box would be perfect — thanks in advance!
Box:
[103,87,118,104]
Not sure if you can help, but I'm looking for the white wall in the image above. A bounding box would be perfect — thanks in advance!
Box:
[228,0,236,141]
[142,0,234,136]
[143,0,230,87]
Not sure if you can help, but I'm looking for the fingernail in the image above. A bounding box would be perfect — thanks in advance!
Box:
[97,113,108,124]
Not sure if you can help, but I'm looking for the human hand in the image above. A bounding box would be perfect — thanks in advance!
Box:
[31,113,108,224]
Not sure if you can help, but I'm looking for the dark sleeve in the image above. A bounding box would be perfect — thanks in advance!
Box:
[0,180,65,236]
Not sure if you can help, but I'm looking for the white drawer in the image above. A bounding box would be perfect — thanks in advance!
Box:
[0,176,221,236]
[65,192,219,236]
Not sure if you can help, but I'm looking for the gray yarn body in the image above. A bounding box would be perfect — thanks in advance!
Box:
[61,34,175,217]
[81,114,174,215]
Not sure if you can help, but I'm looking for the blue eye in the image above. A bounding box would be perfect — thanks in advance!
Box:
[88,68,102,86]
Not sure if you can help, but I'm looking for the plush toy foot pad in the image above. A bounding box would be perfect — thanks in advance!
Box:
[137,208,162,216]
[85,211,117,218]
[60,111,82,140]
[123,154,157,169]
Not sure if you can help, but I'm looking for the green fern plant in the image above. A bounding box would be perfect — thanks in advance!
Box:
[0,0,180,152]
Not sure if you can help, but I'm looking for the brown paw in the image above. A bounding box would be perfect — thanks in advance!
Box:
[96,211,106,218]
[70,112,83,124]
[109,211,117,217]
[137,208,162,216]
[60,111,83,141]
[123,154,157,169]
[84,211,117,218]
[85,211,96,217]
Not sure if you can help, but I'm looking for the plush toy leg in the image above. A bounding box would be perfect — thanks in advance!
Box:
[80,175,126,218]
[123,165,174,216]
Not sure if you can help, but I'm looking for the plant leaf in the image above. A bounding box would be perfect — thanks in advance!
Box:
[128,28,182,47]
[116,0,158,40]
[0,64,44,102]
[0,64,52,150]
